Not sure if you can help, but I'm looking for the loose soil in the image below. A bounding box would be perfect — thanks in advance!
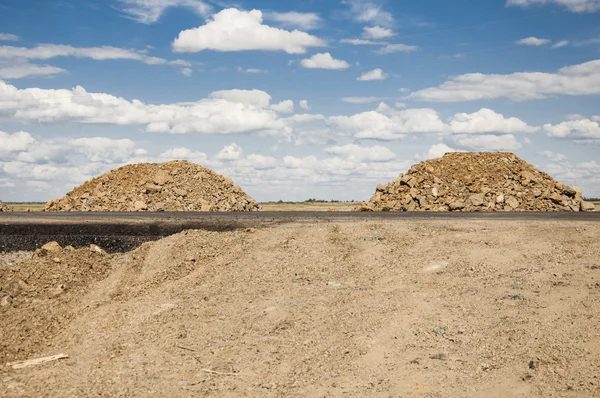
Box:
[1,220,599,397]
[361,152,595,212]
[44,161,259,212]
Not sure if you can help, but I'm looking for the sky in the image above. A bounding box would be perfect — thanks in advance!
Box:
[0,0,599,202]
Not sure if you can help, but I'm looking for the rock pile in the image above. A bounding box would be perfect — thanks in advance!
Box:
[45,161,260,212]
[0,200,11,212]
[360,152,595,212]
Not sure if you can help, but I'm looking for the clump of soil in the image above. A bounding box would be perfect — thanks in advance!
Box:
[0,200,11,212]
[44,160,259,212]
[360,152,595,212]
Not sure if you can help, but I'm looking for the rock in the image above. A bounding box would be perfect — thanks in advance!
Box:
[41,241,62,253]
[431,187,439,198]
[468,193,486,207]
[134,201,148,211]
[581,201,596,212]
[173,188,188,197]
[90,244,106,255]
[145,183,162,193]
[496,194,505,204]
[563,186,577,197]
[153,170,170,186]
[449,201,465,211]
[376,184,386,192]
[506,196,519,209]
[532,189,542,198]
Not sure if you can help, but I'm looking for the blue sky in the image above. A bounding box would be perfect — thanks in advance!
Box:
[1,0,599,201]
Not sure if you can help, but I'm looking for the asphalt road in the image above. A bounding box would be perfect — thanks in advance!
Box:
[1,211,598,253]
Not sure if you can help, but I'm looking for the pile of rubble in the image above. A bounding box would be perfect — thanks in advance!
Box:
[45,161,260,212]
[0,200,11,212]
[360,152,596,212]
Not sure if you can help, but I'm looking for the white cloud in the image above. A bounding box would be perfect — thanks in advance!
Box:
[299,100,310,111]
[180,67,193,77]
[239,154,277,170]
[540,150,567,161]
[357,68,388,81]
[300,52,350,69]
[324,144,395,162]
[117,0,212,24]
[449,108,540,134]
[328,108,446,140]
[270,100,294,113]
[506,0,600,13]
[516,36,551,46]
[263,11,322,30]
[0,33,19,41]
[172,8,327,54]
[0,81,288,136]
[552,40,570,48]
[158,147,208,164]
[409,58,600,102]
[341,97,380,104]
[425,143,457,159]
[363,26,395,39]
[340,38,381,45]
[237,67,267,74]
[543,117,600,139]
[0,44,188,67]
[215,143,243,161]
[0,131,36,152]
[374,43,419,54]
[452,134,522,150]
[0,59,66,79]
[345,0,394,26]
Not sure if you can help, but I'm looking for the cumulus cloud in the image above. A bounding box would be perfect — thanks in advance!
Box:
[324,144,395,162]
[363,26,395,39]
[516,36,551,46]
[543,117,600,139]
[0,33,19,41]
[357,68,388,81]
[374,43,419,54]
[0,81,289,136]
[449,108,540,134]
[339,38,381,46]
[179,67,193,77]
[270,100,295,114]
[506,0,600,13]
[263,11,322,30]
[215,143,243,161]
[299,100,310,111]
[409,58,600,102]
[300,53,350,69]
[451,134,522,150]
[117,0,212,23]
[540,150,567,161]
[425,143,457,159]
[237,67,267,73]
[172,8,327,54]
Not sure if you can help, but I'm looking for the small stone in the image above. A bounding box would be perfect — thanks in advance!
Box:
[506,196,519,209]
[430,353,447,361]
[433,327,445,336]
[52,257,61,264]
[449,201,465,211]
[468,193,486,207]
[145,183,162,193]
[134,201,148,211]
[90,244,106,255]
[496,194,505,204]
[528,360,536,370]
[153,170,171,186]
[376,184,386,192]
[431,187,439,198]
[41,241,62,253]
[532,189,542,198]
[173,187,187,197]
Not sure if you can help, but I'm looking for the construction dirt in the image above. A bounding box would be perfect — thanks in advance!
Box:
[2,219,600,397]
[361,152,596,212]
[44,161,259,212]
[0,201,11,212]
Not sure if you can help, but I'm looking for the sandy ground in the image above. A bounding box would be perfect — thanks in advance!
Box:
[1,219,600,397]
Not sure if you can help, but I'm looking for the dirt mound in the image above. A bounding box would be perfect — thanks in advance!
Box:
[360,152,595,212]
[1,221,600,397]
[0,242,113,363]
[0,200,11,212]
[44,160,259,212]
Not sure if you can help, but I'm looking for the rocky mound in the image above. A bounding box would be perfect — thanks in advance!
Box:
[0,200,11,212]
[45,161,259,212]
[360,152,595,212]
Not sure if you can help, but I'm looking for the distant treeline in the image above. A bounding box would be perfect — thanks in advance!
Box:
[263,199,356,204]
[5,202,46,205]
[584,198,600,201]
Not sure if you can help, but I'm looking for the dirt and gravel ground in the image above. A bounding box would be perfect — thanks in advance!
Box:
[1,219,600,397]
